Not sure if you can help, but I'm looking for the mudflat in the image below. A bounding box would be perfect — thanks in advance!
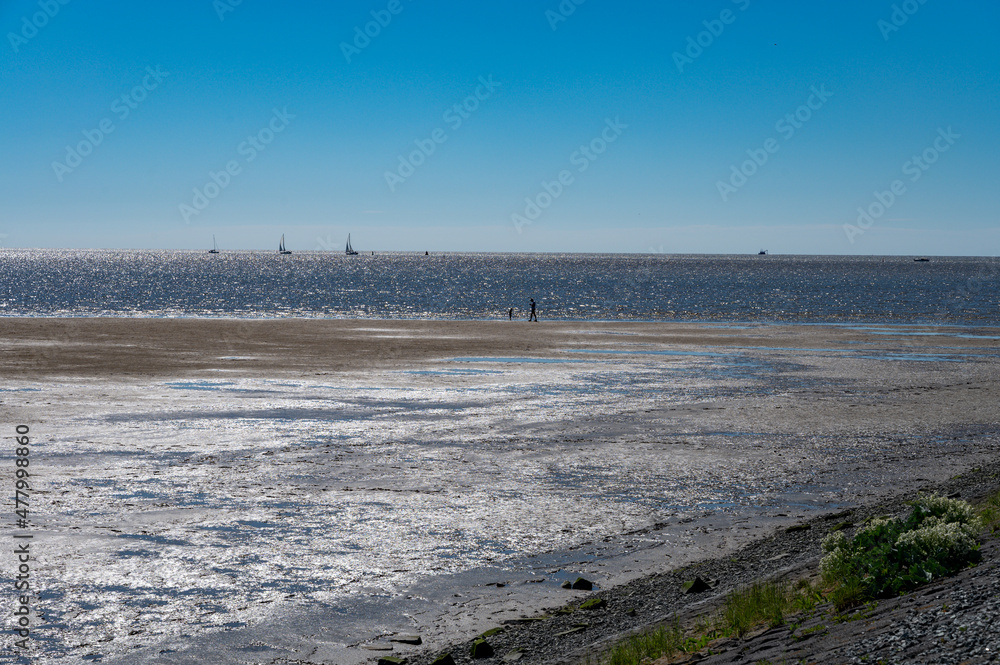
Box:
[2,318,999,665]
[3,318,1000,431]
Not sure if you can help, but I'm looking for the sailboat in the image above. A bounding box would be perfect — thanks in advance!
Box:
[208,235,220,254]
[345,234,358,256]
[279,234,292,255]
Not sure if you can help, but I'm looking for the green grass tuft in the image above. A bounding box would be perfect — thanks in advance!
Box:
[979,489,1000,534]
[722,582,789,637]
[595,580,825,664]
[600,621,684,665]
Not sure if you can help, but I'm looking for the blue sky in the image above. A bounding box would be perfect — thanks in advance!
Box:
[1,1,997,254]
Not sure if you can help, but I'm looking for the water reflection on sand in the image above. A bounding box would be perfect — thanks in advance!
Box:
[9,328,1000,663]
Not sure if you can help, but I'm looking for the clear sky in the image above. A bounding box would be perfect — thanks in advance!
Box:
[1,1,997,255]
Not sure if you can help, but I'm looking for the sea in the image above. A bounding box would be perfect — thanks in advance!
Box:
[0,250,998,324]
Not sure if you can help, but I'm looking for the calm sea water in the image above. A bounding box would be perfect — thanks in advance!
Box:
[0,250,997,324]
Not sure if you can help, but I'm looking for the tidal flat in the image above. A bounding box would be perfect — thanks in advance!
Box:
[1,319,998,664]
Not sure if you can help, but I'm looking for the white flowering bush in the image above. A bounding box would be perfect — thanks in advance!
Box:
[858,516,894,535]
[911,494,978,527]
[820,495,982,605]
[895,521,979,568]
[821,530,847,554]
[819,531,848,578]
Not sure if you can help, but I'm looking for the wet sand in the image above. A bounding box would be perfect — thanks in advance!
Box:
[1,316,995,383]
[2,318,999,664]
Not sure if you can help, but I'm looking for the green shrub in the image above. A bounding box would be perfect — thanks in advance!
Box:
[820,495,981,603]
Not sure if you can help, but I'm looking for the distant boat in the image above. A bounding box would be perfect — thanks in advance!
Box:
[345,234,358,256]
[279,234,292,255]
[208,235,220,254]
[914,257,930,262]
[758,249,768,255]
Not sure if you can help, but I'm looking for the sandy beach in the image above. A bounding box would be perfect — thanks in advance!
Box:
[2,318,999,664]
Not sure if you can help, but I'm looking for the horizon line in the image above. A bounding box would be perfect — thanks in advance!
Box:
[0,247,994,258]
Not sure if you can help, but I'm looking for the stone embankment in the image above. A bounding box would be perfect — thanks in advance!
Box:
[396,462,1000,665]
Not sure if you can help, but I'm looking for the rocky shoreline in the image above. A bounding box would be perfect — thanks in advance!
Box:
[396,458,1000,665]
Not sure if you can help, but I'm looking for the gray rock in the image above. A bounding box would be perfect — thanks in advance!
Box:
[430,654,456,665]
[470,639,494,658]
[363,642,394,651]
[378,657,407,665]
[681,576,711,594]
[391,634,423,645]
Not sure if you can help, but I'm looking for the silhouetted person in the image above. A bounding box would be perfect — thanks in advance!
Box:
[528,299,537,322]
[508,307,514,320]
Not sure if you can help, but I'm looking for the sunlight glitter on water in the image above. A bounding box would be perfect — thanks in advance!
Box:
[1,250,997,324]
[17,351,788,662]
